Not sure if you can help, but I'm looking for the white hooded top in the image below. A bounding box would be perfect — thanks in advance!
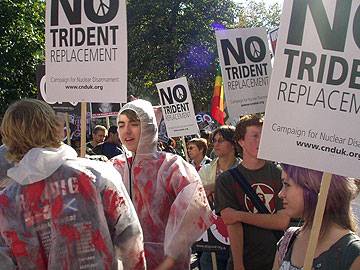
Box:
[112,99,213,270]
[0,144,145,269]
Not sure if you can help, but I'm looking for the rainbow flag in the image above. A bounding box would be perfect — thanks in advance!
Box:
[210,65,225,125]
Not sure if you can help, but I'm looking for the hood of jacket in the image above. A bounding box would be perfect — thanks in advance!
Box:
[119,99,158,157]
[7,144,78,185]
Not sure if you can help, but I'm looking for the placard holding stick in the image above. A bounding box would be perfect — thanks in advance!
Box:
[181,136,189,162]
[303,172,332,270]
[106,116,110,130]
[65,112,71,146]
[80,102,87,158]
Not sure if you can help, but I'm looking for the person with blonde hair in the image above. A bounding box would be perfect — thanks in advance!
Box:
[0,99,145,270]
[273,164,360,270]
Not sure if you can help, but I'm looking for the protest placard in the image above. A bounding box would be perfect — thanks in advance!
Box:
[269,27,279,56]
[156,77,199,137]
[193,210,230,252]
[259,0,360,178]
[90,103,121,118]
[36,63,80,114]
[45,0,127,103]
[216,27,272,119]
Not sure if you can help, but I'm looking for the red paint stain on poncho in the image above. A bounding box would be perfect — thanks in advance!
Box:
[133,250,145,270]
[4,231,28,257]
[51,195,63,219]
[78,173,96,201]
[103,189,125,221]
[35,247,47,270]
[22,181,45,211]
[143,180,153,202]
[59,224,80,241]
[91,230,111,270]
[0,194,9,207]
[197,217,207,231]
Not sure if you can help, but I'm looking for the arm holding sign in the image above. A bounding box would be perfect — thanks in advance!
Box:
[221,207,290,230]
[227,222,246,270]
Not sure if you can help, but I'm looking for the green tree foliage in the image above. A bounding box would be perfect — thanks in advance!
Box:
[127,0,237,111]
[0,0,45,115]
[237,0,281,31]
[0,0,280,116]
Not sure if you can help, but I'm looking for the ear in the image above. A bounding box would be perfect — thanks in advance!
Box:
[238,138,244,148]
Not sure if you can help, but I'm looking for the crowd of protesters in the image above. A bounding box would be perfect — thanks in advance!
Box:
[0,98,360,270]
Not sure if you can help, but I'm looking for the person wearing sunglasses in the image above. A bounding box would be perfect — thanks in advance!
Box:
[187,138,211,171]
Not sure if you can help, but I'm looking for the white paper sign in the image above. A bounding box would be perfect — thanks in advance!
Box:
[216,27,272,119]
[156,77,199,137]
[45,0,127,102]
[259,0,360,178]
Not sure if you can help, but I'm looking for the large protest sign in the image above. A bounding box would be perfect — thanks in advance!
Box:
[259,0,360,178]
[216,28,272,119]
[156,77,199,137]
[45,0,127,103]
[36,64,80,114]
[193,210,229,252]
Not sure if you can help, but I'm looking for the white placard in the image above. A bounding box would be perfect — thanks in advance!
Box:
[45,0,127,102]
[216,27,272,119]
[156,77,199,137]
[259,0,360,178]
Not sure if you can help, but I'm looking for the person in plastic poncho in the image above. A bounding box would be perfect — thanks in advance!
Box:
[0,99,145,270]
[111,99,213,270]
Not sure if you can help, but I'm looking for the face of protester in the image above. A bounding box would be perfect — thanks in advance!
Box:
[213,133,234,158]
[117,114,141,153]
[187,143,203,161]
[238,125,262,160]
[278,172,304,218]
[93,130,106,145]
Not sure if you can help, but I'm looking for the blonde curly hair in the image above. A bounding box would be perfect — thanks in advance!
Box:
[1,99,61,162]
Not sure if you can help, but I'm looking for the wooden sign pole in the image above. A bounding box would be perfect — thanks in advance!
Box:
[65,112,71,146]
[181,136,189,162]
[303,172,332,269]
[106,116,110,129]
[80,102,87,158]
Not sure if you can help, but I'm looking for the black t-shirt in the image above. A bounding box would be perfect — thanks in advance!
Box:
[215,162,283,270]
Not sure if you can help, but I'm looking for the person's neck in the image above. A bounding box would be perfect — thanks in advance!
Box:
[241,156,265,170]
[218,155,236,171]
[193,155,204,167]
[91,141,97,147]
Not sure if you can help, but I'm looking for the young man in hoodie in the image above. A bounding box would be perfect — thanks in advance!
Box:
[0,99,145,270]
[111,99,213,270]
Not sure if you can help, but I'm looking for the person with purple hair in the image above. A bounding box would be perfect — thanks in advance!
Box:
[273,164,360,270]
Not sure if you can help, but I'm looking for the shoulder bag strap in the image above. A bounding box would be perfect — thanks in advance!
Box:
[228,167,283,241]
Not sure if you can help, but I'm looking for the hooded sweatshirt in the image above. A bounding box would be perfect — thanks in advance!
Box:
[111,99,213,270]
[0,144,145,270]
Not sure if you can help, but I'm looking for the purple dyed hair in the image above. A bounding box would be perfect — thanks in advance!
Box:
[281,164,357,236]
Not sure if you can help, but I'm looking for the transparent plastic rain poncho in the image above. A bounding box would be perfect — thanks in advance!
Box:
[112,99,213,269]
[0,144,145,270]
